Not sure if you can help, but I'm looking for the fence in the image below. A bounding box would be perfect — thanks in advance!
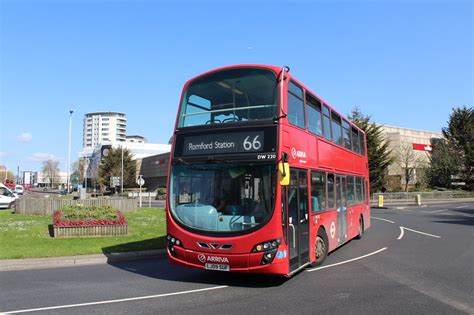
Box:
[15,198,138,215]
[371,191,474,204]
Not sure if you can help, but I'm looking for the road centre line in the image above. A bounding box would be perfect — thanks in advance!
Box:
[3,285,228,314]
[307,247,387,272]
[430,209,447,213]
[372,217,395,224]
[455,205,468,209]
[397,226,441,240]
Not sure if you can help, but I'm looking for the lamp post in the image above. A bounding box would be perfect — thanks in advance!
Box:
[121,145,124,195]
[67,109,73,193]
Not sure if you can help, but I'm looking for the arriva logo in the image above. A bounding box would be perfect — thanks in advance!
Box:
[291,147,306,159]
[197,254,229,264]
[207,256,229,263]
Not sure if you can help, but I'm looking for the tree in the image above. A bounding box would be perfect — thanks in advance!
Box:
[395,141,428,192]
[0,170,15,183]
[428,139,460,187]
[71,159,86,185]
[42,159,60,188]
[441,106,473,190]
[98,147,136,192]
[348,107,394,192]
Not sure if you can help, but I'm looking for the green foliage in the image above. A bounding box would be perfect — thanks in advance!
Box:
[348,108,394,191]
[60,205,118,221]
[428,139,460,187]
[348,107,394,193]
[442,106,473,189]
[98,147,136,191]
[0,208,166,259]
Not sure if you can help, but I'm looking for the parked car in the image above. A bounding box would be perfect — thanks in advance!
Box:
[0,183,18,209]
[15,185,24,195]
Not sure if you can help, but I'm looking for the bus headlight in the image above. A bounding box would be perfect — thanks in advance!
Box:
[252,239,281,265]
[252,238,281,253]
[167,234,183,255]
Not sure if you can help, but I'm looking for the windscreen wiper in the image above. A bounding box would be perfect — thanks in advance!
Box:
[207,157,229,164]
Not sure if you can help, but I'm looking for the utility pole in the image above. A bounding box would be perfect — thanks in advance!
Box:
[121,145,124,195]
[67,109,73,193]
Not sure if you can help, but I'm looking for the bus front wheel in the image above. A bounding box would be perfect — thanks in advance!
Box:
[312,230,328,267]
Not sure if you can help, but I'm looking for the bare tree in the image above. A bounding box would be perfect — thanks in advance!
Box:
[71,159,86,184]
[396,142,428,192]
[42,159,60,188]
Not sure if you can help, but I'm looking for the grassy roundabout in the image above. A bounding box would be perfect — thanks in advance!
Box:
[0,207,167,260]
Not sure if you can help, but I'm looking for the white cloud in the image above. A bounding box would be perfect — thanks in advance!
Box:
[27,152,57,162]
[0,152,7,158]
[17,132,33,143]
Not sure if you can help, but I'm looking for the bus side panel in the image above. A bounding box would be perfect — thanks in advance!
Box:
[317,140,334,169]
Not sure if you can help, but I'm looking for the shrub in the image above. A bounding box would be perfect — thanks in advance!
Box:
[53,205,127,227]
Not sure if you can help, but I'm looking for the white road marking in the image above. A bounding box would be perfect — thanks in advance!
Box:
[455,205,468,209]
[372,216,395,224]
[430,209,447,213]
[397,227,405,240]
[3,285,228,314]
[397,226,441,240]
[307,247,387,272]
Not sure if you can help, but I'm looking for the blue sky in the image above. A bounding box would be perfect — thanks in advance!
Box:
[0,0,472,174]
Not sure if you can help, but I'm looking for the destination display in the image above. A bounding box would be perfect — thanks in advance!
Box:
[173,126,277,160]
[183,131,264,156]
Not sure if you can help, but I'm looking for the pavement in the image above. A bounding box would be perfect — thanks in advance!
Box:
[0,249,167,272]
[370,197,474,208]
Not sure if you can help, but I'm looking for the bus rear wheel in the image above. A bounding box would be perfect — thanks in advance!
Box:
[356,217,364,239]
[311,230,328,267]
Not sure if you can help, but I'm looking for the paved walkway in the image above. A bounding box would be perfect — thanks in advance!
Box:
[0,249,166,272]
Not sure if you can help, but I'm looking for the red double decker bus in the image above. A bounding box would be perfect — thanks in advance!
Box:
[166,64,370,276]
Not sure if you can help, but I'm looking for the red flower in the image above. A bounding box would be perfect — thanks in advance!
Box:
[53,209,127,227]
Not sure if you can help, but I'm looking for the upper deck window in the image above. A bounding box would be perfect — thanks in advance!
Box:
[322,105,332,141]
[178,68,278,128]
[342,119,352,149]
[352,126,360,154]
[306,93,323,136]
[287,82,305,129]
[331,112,343,146]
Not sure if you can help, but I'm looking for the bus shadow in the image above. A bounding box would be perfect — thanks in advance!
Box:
[432,208,474,227]
[102,239,287,288]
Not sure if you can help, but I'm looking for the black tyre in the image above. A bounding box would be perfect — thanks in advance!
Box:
[311,229,328,267]
[356,217,364,239]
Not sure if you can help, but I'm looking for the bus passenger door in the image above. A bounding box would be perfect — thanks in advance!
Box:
[288,169,310,272]
[336,175,348,244]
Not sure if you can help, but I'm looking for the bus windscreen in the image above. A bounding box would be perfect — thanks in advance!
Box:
[178,68,278,128]
[169,163,275,233]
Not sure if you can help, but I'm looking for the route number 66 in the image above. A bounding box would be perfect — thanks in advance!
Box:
[243,135,262,151]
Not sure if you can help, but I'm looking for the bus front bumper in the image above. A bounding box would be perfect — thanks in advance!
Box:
[167,246,287,275]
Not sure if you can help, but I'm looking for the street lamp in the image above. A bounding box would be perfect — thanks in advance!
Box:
[121,145,124,195]
[67,109,73,193]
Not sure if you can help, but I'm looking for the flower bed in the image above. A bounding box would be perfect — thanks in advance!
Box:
[53,205,128,237]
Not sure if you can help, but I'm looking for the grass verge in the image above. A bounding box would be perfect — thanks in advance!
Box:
[0,207,166,260]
